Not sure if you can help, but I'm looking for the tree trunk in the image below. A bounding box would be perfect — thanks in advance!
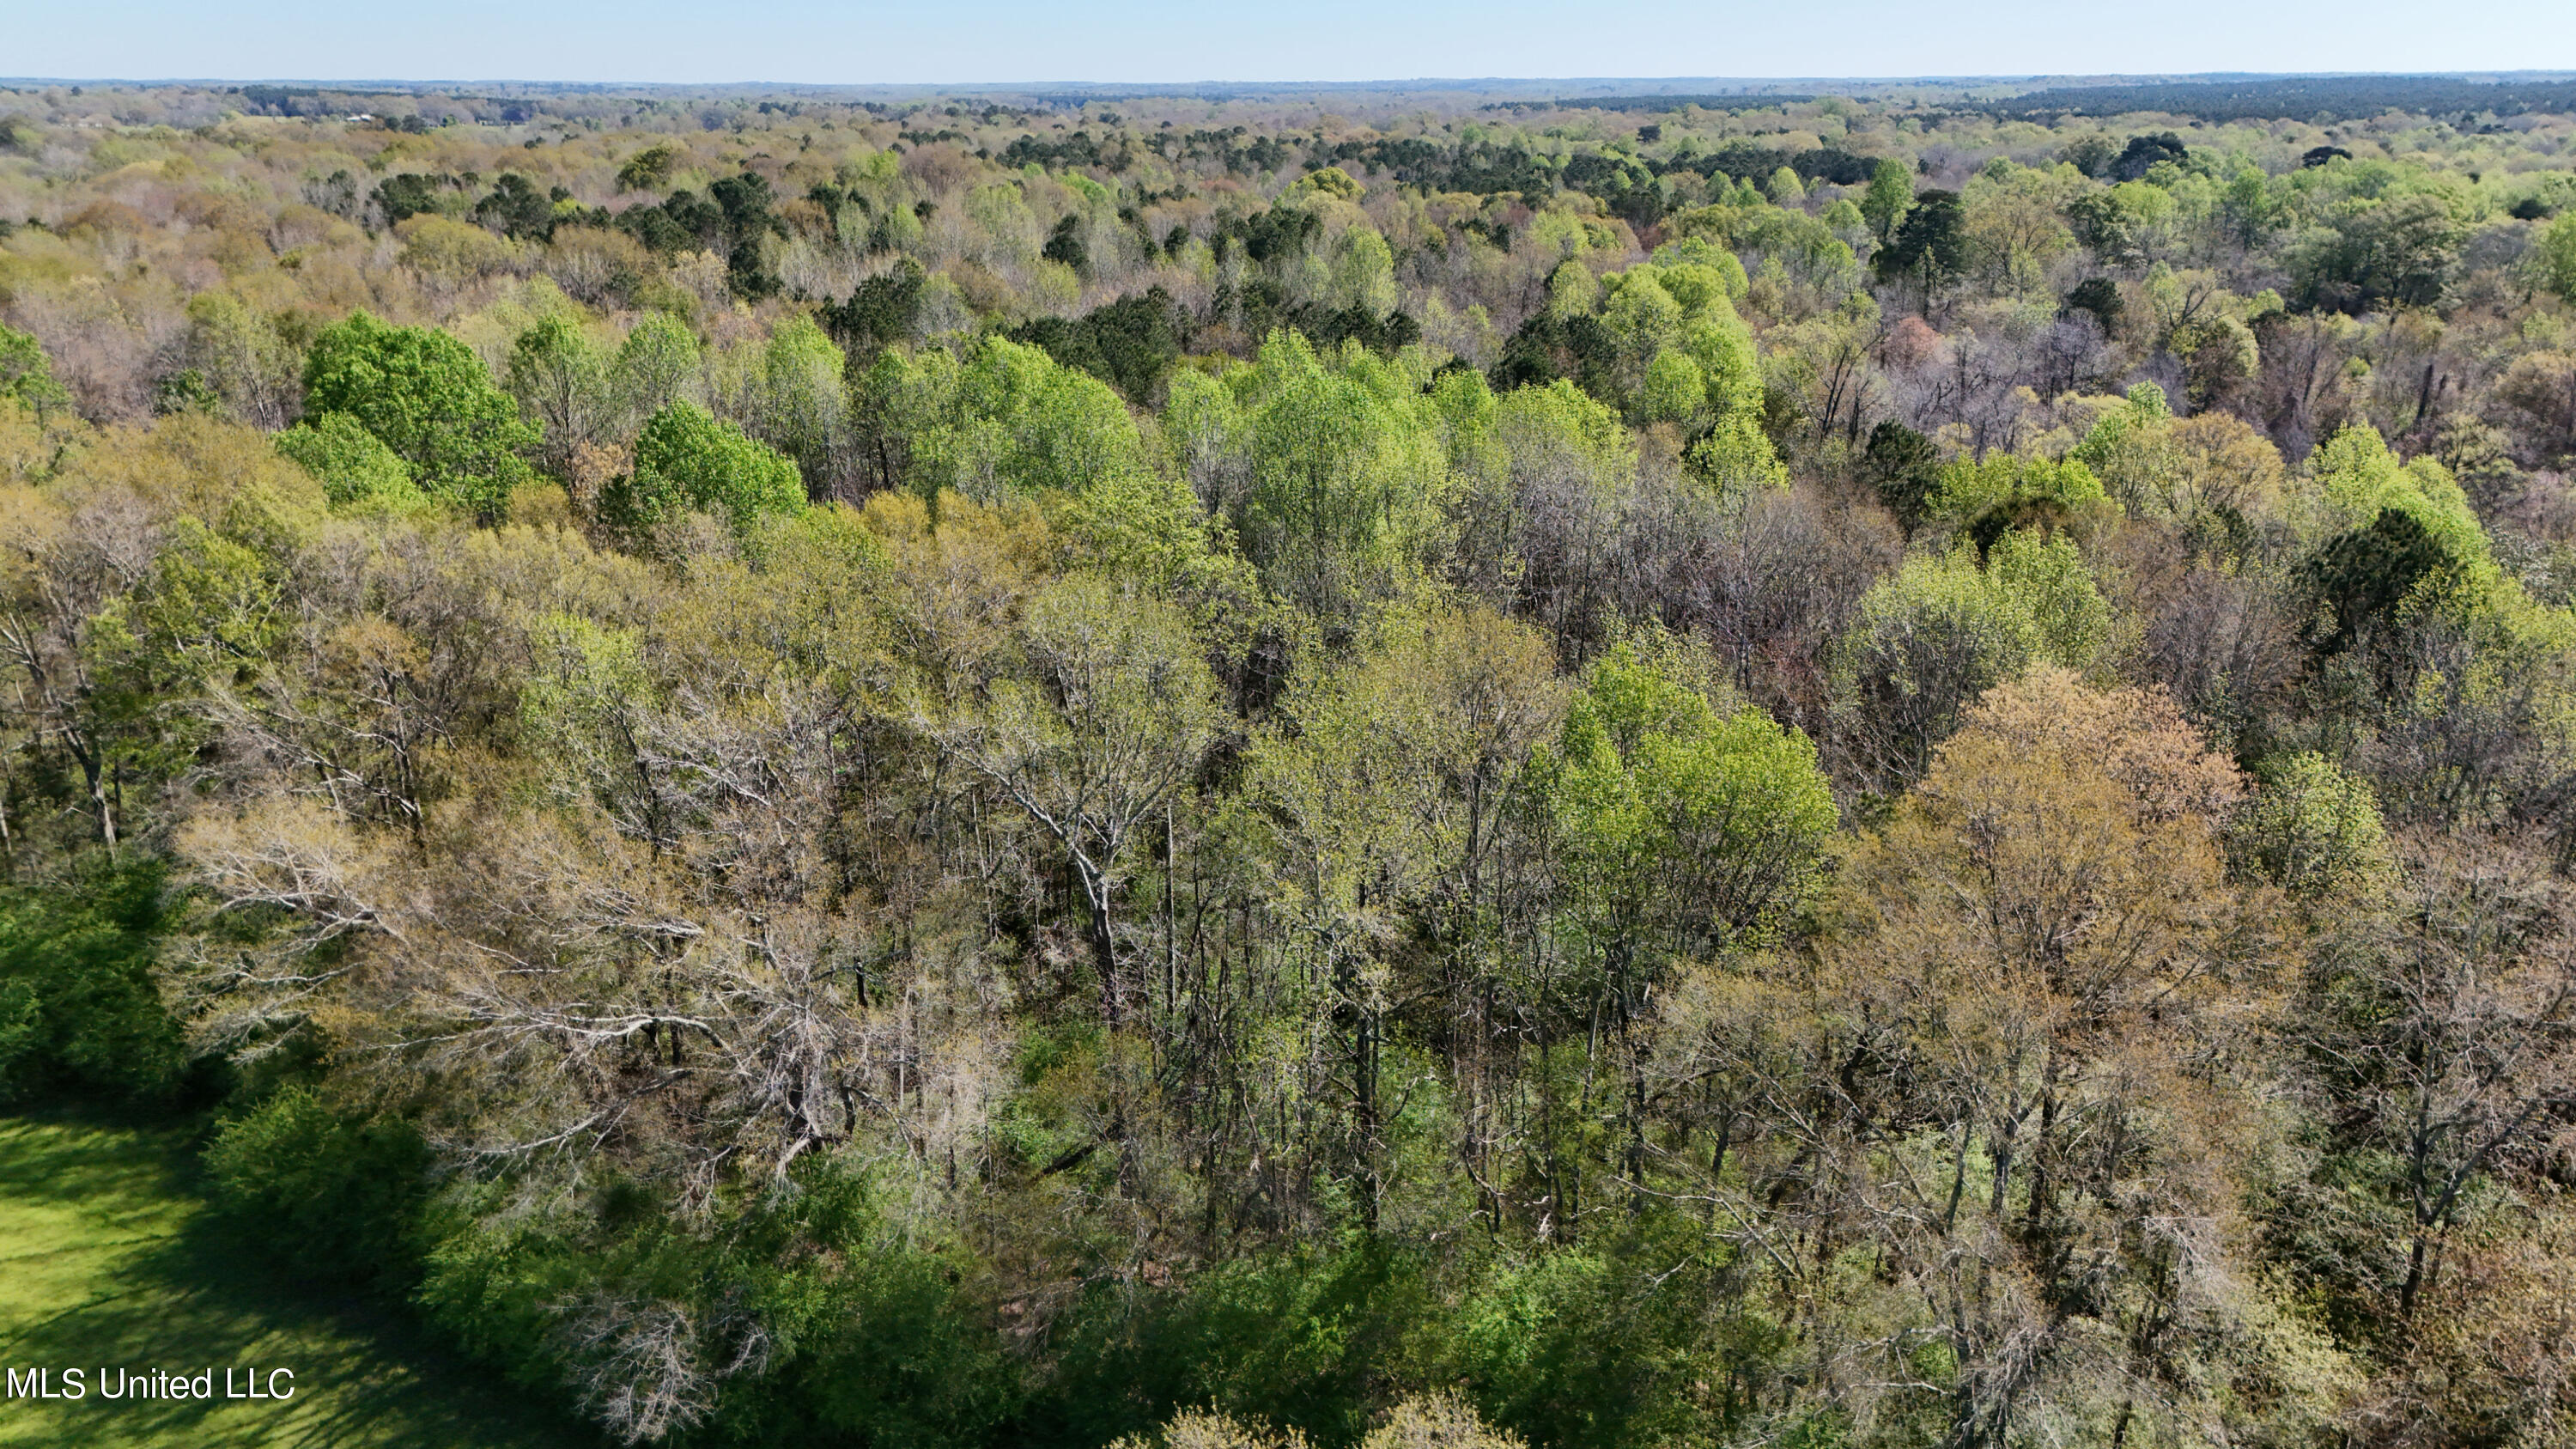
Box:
[1081,864,1121,1033]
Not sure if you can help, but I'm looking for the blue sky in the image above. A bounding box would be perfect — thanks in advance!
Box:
[8,0,2573,86]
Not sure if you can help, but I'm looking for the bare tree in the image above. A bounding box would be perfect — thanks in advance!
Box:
[2301,829,2576,1324]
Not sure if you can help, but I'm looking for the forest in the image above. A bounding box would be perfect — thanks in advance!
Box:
[3,72,2576,1449]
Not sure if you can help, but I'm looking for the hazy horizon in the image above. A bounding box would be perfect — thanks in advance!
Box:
[7,69,2575,90]
[13,0,2576,90]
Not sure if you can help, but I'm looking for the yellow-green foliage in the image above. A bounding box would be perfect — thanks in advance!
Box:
[1930,451,2115,534]
[1987,527,2114,668]
[2311,423,2492,581]
[879,333,1145,502]
[2069,383,2174,514]
[1595,258,1765,425]
[1180,330,1455,622]
[1540,642,1838,953]
[2230,752,2392,899]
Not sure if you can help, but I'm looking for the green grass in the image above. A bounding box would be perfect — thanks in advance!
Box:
[0,1109,593,1448]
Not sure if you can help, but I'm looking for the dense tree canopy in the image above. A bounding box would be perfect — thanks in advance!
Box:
[6,75,2576,1449]
[302,309,538,518]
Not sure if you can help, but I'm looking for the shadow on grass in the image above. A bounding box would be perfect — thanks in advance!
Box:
[0,1107,598,1448]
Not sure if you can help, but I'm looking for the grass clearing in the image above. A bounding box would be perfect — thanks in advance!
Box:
[0,1109,590,1448]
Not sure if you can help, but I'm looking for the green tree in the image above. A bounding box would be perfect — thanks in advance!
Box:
[1598,271,1686,405]
[301,311,537,520]
[472,172,556,241]
[1931,450,2116,544]
[888,334,1145,502]
[1009,288,1188,405]
[605,399,805,539]
[1326,226,1400,316]
[0,323,69,416]
[274,411,429,514]
[1861,157,1914,245]
[1587,259,1764,431]
[1543,643,1837,962]
[2540,210,2576,303]
[0,868,183,1103]
[2312,423,2487,560]
[2221,164,2287,247]
[1874,189,1965,288]
[616,143,678,193]
[1864,421,1941,536]
[613,310,704,422]
[2300,424,2493,649]
[505,314,614,475]
[1987,526,2112,668]
[2228,752,2391,900]
[1534,641,1835,1217]
[744,314,848,490]
[1244,605,1564,1223]
[2288,192,2466,312]
[1685,413,1789,499]
[1834,533,2111,793]
[2304,508,2456,654]
[1228,332,1452,627]
[179,292,301,429]
[1043,213,1091,273]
